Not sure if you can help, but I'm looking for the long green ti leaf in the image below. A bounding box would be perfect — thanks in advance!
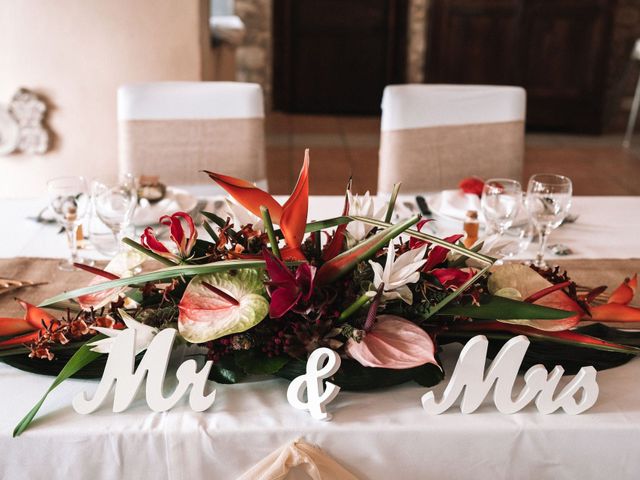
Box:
[350,216,495,264]
[316,215,420,285]
[13,335,105,437]
[39,260,299,307]
[384,183,402,223]
[440,295,575,320]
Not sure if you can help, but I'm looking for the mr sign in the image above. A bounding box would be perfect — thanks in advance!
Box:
[422,335,599,415]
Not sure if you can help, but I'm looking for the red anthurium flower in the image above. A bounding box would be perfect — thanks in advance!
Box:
[459,176,485,197]
[206,150,310,261]
[431,268,474,289]
[140,211,197,262]
[263,248,315,318]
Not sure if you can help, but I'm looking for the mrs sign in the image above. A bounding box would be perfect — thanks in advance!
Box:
[72,331,599,417]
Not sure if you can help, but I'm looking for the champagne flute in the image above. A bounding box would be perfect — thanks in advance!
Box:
[525,174,573,268]
[92,174,137,255]
[47,176,91,271]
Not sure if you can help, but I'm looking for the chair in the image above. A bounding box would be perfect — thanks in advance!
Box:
[377,84,526,193]
[118,82,266,186]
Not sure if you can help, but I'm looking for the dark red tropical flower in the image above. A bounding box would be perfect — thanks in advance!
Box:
[458,177,485,197]
[431,268,474,289]
[262,248,315,318]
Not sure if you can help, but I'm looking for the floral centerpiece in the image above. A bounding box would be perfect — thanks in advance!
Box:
[2,150,640,435]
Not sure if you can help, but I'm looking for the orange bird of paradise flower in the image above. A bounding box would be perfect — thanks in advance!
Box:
[204,149,310,261]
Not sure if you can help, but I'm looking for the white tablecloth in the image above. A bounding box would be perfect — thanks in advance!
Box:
[1,343,639,479]
[0,194,639,260]
[1,192,639,479]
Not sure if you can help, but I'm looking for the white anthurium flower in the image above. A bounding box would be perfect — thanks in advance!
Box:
[345,191,387,247]
[368,241,428,304]
[88,310,158,355]
[223,199,264,232]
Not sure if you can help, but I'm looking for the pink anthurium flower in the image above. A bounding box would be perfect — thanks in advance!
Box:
[205,150,310,261]
[263,248,315,318]
[346,315,439,369]
[140,211,197,262]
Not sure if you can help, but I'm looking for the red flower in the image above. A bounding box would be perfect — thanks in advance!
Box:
[140,211,197,262]
[431,268,474,289]
[409,220,463,272]
[459,177,484,197]
[262,248,315,318]
[205,150,310,260]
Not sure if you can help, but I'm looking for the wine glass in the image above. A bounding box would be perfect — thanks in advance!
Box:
[47,176,91,271]
[481,179,522,236]
[525,174,573,268]
[92,174,137,255]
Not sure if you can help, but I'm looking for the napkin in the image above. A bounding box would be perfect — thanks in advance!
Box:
[238,438,360,480]
[437,189,481,220]
[133,195,181,226]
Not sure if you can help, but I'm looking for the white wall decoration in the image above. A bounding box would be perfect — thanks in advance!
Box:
[0,88,51,156]
[73,328,216,414]
[287,347,342,421]
[422,335,599,415]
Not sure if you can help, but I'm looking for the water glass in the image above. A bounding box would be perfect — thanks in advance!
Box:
[525,174,573,268]
[92,174,138,255]
[47,176,91,270]
[481,178,522,235]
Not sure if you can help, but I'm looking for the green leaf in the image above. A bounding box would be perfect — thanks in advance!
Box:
[316,215,420,285]
[440,295,575,320]
[208,356,246,384]
[39,259,300,308]
[122,237,176,266]
[384,183,402,223]
[235,350,289,375]
[13,335,105,437]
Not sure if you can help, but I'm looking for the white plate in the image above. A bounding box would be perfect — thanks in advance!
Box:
[133,187,198,227]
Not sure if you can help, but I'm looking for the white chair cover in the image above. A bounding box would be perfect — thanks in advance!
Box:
[378,84,526,193]
[118,82,266,185]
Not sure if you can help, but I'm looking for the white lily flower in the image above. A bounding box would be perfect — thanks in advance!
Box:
[345,191,386,247]
[368,241,428,304]
[223,199,263,232]
[88,310,158,355]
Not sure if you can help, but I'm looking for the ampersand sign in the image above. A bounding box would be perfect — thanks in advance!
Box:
[287,348,341,421]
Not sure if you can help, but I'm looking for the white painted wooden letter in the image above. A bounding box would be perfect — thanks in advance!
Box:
[73,328,216,414]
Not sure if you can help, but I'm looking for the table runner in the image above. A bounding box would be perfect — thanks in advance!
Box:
[2,257,638,318]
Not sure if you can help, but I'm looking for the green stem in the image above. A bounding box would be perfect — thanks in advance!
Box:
[338,292,372,322]
[122,237,177,266]
[260,206,281,259]
[384,182,402,223]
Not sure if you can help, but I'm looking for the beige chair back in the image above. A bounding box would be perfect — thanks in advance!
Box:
[378,85,526,193]
[118,82,265,185]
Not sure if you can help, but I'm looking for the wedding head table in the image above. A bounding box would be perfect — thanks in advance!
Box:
[1,193,639,479]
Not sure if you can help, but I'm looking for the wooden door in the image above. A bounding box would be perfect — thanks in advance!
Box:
[273,0,408,114]
[426,0,616,133]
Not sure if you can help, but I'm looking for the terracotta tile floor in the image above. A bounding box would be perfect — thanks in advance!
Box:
[266,112,640,196]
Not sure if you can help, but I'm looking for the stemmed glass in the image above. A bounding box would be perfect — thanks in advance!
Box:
[92,174,138,255]
[47,176,91,271]
[481,179,522,237]
[525,174,573,268]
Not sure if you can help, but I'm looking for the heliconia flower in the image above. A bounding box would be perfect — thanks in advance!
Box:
[458,176,485,197]
[178,269,269,343]
[346,315,439,369]
[205,150,310,260]
[263,248,315,318]
[607,273,637,305]
[223,199,264,232]
[431,268,474,289]
[89,310,158,355]
[368,241,427,304]
[0,300,55,349]
[140,211,197,262]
